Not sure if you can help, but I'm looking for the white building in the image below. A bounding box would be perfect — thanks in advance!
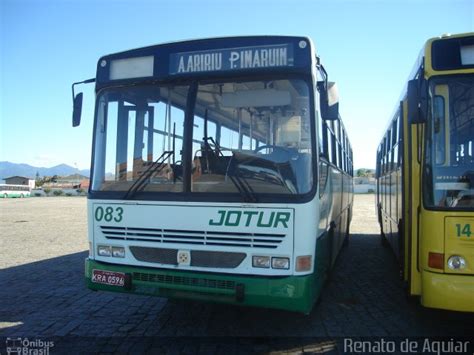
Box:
[354,176,376,193]
[3,176,36,190]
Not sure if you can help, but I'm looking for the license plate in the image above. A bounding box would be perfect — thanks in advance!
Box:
[92,269,126,287]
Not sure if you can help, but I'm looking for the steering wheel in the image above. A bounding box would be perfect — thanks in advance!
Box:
[254,145,295,162]
[254,145,293,154]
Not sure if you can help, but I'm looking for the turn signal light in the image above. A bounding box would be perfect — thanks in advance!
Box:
[296,255,312,271]
[428,252,444,270]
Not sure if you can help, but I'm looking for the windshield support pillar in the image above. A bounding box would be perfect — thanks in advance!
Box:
[182,82,198,193]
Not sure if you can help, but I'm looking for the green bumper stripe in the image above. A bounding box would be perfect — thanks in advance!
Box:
[85,258,321,313]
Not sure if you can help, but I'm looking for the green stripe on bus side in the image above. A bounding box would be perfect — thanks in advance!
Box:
[1,193,26,198]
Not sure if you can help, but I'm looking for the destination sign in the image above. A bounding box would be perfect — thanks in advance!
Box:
[169,44,294,74]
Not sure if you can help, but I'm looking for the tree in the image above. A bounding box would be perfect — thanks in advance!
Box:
[356,168,368,177]
[356,168,375,178]
[35,171,44,187]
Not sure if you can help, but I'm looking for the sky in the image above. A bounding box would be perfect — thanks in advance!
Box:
[0,0,473,170]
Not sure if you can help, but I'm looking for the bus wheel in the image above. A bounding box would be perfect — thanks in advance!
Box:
[342,234,349,248]
[20,194,24,198]
[380,231,389,247]
[404,284,419,304]
[3,193,7,198]
[398,220,404,280]
[342,211,351,248]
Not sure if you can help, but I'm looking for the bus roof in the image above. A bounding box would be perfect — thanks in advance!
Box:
[424,32,474,77]
[381,32,474,139]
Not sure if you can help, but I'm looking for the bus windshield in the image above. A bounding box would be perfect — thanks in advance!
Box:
[424,76,474,209]
[91,78,313,200]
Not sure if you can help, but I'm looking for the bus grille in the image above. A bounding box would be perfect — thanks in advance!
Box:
[101,226,285,249]
[132,272,236,290]
[129,246,246,268]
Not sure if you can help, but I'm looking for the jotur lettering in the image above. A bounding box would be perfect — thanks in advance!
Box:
[209,210,290,228]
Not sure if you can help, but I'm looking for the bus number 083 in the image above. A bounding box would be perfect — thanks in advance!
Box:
[95,206,124,222]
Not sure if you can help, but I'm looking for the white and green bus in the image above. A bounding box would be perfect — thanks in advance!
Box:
[0,184,30,198]
[73,36,353,313]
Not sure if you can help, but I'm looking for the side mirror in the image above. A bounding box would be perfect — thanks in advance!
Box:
[407,79,426,124]
[318,81,339,121]
[71,78,95,128]
[72,93,83,127]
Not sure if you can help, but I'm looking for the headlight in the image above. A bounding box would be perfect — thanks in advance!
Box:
[447,255,466,270]
[252,256,270,268]
[272,257,290,269]
[112,246,125,258]
[97,245,112,257]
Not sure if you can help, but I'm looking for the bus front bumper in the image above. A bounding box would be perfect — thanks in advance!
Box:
[421,270,474,312]
[85,258,318,314]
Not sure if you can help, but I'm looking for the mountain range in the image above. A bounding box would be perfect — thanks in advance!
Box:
[1,160,376,181]
[0,161,90,180]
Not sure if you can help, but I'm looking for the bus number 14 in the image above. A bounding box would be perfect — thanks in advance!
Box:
[455,224,472,238]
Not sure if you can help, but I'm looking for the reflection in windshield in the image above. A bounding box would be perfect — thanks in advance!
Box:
[91,86,188,194]
[425,77,474,209]
[91,79,313,200]
[191,80,312,196]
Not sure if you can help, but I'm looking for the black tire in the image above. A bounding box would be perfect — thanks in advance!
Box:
[325,223,336,285]
[380,231,389,247]
[404,284,419,304]
[377,205,389,247]
[342,211,351,248]
[398,219,404,280]
[342,234,349,248]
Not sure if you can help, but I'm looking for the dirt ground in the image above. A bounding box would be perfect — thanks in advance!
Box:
[348,194,378,234]
[0,196,88,268]
[0,194,379,269]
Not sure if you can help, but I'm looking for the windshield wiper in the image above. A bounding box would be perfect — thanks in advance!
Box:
[123,150,174,199]
[225,153,258,203]
[229,173,258,203]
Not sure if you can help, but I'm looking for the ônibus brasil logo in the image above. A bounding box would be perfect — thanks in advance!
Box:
[208,210,290,228]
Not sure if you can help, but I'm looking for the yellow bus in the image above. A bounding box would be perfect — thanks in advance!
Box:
[376,32,474,312]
